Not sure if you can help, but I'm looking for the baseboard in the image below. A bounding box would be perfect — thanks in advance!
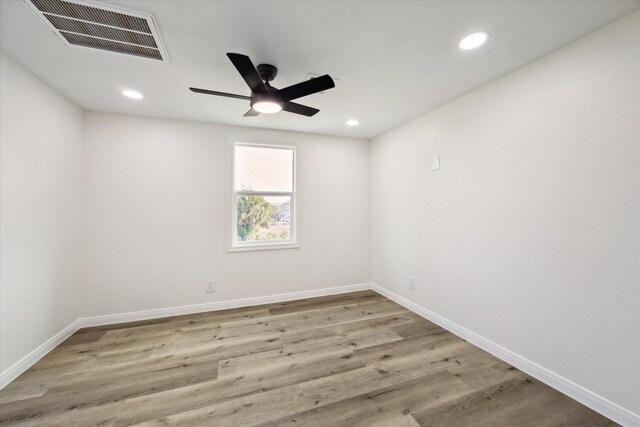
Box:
[0,319,82,389]
[370,283,640,427]
[78,282,372,328]
[0,282,371,389]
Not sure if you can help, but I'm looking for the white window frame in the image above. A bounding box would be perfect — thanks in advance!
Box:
[229,141,298,252]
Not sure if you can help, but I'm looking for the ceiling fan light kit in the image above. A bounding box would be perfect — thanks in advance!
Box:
[251,95,283,114]
[189,52,335,117]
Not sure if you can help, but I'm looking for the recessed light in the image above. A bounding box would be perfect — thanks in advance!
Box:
[122,89,143,99]
[346,119,359,126]
[459,32,489,50]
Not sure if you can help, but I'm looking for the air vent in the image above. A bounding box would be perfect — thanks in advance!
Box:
[24,0,169,61]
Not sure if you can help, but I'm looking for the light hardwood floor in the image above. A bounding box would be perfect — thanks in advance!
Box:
[0,291,615,426]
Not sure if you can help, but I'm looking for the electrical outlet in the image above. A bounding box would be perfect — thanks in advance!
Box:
[205,280,216,293]
[407,276,415,290]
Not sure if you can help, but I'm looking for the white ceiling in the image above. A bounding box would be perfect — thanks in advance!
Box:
[1,0,638,139]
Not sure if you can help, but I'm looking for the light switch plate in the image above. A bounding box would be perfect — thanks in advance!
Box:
[432,155,440,171]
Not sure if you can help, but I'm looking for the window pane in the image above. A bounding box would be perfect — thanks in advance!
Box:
[234,145,293,192]
[236,195,291,242]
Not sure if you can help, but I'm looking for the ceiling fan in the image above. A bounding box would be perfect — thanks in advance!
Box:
[189,53,335,117]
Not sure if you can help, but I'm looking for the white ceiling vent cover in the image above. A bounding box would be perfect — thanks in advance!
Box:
[24,0,169,61]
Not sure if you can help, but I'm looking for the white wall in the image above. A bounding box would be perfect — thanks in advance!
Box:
[82,112,370,316]
[371,11,639,415]
[0,54,84,373]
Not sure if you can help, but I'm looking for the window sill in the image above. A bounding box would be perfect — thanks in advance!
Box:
[228,243,300,253]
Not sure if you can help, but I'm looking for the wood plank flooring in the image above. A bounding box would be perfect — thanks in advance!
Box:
[0,291,616,426]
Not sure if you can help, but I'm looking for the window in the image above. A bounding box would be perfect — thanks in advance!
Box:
[231,142,296,250]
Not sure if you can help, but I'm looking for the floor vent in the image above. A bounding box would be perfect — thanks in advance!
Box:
[24,0,168,61]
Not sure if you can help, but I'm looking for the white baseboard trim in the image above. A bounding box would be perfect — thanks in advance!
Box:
[0,282,371,389]
[78,282,372,328]
[370,283,640,427]
[0,319,82,389]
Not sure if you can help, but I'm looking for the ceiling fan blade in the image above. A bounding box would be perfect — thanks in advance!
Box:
[277,75,335,101]
[227,53,268,94]
[189,87,250,100]
[282,101,320,117]
[244,109,260,117]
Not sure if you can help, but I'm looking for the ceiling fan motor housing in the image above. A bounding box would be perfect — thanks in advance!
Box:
[257,63,278,82]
